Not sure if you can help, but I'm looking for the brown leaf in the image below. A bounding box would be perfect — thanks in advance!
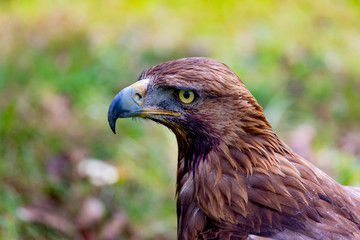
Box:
[17,206,76,236]
[100,211,128,240]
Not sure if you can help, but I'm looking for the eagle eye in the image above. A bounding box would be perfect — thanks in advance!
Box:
[178,89,195,104]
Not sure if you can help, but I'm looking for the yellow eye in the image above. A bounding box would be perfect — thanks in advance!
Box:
[178,89,195,104]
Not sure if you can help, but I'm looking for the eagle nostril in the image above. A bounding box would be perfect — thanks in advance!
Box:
[133,92,144,105]
[130,78,149,106]
[135,93,142,101]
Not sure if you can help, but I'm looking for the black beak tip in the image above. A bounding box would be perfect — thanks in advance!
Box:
[108,104,118,134]
[109,120,117,134]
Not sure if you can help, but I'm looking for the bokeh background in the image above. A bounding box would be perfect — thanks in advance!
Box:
[1,0,360,239]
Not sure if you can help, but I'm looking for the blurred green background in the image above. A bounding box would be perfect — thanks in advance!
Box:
[0,0,359,239]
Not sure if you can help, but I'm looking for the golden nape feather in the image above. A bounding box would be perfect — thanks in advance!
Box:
[108,57,360,240]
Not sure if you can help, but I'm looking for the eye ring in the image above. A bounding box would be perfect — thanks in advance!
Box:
[178,89,195,104]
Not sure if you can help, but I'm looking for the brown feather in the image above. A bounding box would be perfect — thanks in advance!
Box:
[135,57,360,239]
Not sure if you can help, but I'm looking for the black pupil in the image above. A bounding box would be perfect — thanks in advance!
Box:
[183,91,190,99]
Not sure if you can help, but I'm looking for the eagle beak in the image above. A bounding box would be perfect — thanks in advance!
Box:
[108,79,180,134]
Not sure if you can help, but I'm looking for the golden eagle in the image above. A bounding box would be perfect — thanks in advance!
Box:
[108,57,360,240]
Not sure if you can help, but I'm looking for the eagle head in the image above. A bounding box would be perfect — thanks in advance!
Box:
[108,57,271,160]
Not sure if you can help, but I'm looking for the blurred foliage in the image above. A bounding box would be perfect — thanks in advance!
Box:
[0,0,359,239]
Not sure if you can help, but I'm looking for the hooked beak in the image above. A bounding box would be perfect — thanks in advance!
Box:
[108,79,180,134]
